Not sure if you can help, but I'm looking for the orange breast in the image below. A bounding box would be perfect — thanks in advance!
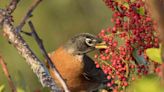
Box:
[49,47,84,89]
[49,47,100,92]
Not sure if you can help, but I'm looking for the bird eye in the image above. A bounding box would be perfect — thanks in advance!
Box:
[85,38,94,47]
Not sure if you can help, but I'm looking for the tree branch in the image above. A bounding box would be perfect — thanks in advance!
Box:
[0,55,17,92]
[0,0,20,26]
[28,21,69,92]
[2,15,61,92]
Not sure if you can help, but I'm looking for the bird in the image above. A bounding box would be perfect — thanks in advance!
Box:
[48,33,109,92]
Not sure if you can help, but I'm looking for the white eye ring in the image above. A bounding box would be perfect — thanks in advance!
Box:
[85,38,94,47]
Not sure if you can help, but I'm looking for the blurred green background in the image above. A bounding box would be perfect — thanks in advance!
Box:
[0,0,112,91]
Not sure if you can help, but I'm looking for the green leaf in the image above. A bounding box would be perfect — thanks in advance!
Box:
[0,85,5,92]
[131,77,162,92]
[123,2,129,9]
[137,7,145,15]
[146,48,162,64]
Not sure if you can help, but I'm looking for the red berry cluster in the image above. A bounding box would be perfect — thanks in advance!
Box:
[95,0,159,91]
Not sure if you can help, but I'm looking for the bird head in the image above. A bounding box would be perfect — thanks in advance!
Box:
[64,33,107,55]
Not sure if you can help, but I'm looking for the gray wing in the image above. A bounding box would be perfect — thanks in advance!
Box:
[83,55,109,84]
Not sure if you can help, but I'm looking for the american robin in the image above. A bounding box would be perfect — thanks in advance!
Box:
[48,33,109,92]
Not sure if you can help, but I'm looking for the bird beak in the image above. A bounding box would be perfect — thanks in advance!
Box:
[95,41,108,49]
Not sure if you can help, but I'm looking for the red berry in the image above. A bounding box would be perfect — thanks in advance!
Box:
[96,64,100,68]
[123,81,128,87]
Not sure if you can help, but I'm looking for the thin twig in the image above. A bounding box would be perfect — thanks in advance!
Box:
[6,0,20,14]
[28,21,70,92]
[0,55,17,92]
[16,0,42,31]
